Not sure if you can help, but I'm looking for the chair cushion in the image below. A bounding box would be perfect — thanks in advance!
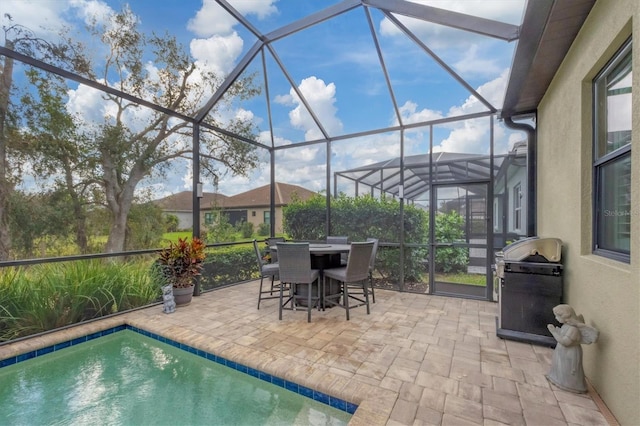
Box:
[262,263,279,275]
[323,266,347,281]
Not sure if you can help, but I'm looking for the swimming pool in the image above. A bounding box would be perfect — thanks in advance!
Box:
[0,326,355,425]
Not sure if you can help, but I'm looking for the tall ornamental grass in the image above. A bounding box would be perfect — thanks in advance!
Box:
[0,260,161,342]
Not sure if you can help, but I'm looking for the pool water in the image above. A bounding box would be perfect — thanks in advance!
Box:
[0,330,352,425]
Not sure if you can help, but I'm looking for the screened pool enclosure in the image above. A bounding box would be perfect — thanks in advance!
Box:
[0,0,552,301]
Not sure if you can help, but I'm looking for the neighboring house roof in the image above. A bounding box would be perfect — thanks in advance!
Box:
[153,183,317,213]
[153,191,229,212]
[220,183,317,209]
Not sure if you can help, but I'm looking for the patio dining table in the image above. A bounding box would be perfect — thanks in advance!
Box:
[269,243,350,269]
[270,243,351,306]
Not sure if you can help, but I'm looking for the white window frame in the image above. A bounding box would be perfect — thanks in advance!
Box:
[513,183,522,231]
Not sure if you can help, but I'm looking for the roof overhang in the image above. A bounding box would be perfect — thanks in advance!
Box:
[500,0,596,119]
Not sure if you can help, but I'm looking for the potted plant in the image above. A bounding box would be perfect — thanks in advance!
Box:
[157,237,206,306]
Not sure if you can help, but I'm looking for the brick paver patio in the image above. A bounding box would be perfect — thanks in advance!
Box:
[0,281,614,425]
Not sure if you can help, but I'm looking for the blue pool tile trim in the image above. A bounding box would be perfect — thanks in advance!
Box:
[0,325,358,415]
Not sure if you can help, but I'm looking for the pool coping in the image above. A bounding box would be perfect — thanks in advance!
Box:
[0,322,357,416]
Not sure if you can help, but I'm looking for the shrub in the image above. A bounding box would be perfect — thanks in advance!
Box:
[283,194,326,241]
[199,244,257,290]
[125,202,165,250]
[283,194,428,281]
[237,220,254,239]
[164,214,179,232]
[257,222,270,236]
[205,213,236,243]
[434,211,469,273]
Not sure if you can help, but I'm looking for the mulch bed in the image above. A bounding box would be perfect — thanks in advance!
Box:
[372,279,429,293]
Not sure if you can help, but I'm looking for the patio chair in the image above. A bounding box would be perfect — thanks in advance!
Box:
[366,237,379,303]
[254,239,280,309]
[326,235,349,265]
[277,242,321,322]
[266,237,285,262]
[322,241,374,320]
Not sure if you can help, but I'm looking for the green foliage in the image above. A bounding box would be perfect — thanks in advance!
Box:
[435,246,469,273]
[164,214,179,233]
[125,202,166,250]
[283,194,326,241]
[237,220,254,239]
[257,222,270,236]
[6,6,262,256]
[435,210,465,241]
[156,237,206,287]
[19,69,93,256]
[434,211,469,273]
[8,190,75,258]
[283,194,429,281]
[205,213,236,243]
[0,260,160,342]
[283,195,472,279]
[86,208,112,241]
[329,194,428,244]
[199,244,257,290]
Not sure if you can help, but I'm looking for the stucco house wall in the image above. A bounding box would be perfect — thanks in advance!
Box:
[243,207,285,234]
[165,210,193,230]
[536,0,639,423]
[200,183,317,235]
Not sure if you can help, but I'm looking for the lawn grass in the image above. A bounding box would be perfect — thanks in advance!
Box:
[435,272,486,286]
[160,231,193,242]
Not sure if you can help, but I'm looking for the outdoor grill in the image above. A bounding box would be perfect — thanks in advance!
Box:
[495,237,563,347]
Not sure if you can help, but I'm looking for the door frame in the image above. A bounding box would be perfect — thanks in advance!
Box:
[428,180,494,300]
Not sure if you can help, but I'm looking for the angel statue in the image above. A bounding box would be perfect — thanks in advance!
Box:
[546,304,599,393]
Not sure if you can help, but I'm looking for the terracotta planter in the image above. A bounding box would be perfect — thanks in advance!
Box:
[172,284,195,307]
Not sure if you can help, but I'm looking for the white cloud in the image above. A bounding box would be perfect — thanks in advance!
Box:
[187,0,278,37]
[275,163,326,192]
[274,93,293,106]
[5,0,527,197]
[394,69,520,154]
[190,32,244,76]
[235,108,256,124]
[331,133,401,169]
[277,76,344,141]
[181,159,194,190]
[433,69,513,153]
[0,1,67,38]
[379,0,523,79]
[452,44,502,78]
[396,101,444,126]
[256,130,288,147]
[68,0,113,27]
[436,118,490,154]
[66,82,109,124]
[448,67,509,116]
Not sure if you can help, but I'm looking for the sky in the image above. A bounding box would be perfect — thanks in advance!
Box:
[1,0,528,198]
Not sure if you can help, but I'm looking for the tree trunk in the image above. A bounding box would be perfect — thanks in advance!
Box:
[103,172,139,254]
[0,43,15,260]
[63,162,88,253]
[105,207,128,253]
